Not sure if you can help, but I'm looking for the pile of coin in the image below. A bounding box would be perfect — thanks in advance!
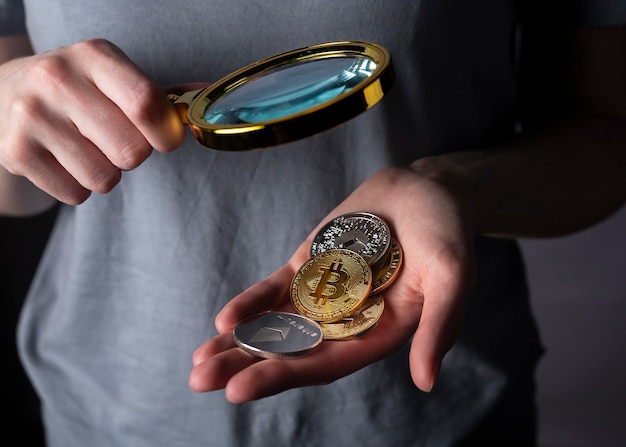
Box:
[292,212,402,340]
[233,212,402,358]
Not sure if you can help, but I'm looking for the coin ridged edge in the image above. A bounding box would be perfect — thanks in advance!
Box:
[370,238,403,294]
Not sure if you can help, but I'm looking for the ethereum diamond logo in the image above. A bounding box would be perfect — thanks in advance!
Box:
[336,229,369,249]
[249,326,291,343]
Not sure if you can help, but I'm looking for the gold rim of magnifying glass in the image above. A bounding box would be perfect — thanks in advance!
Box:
[169,41,394,151]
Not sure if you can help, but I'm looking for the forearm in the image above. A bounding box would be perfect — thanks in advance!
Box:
[412,111,626,238]
[0,34,57,216]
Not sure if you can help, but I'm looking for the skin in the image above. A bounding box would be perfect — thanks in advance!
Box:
[0,37,185,215]
[1,26,624,403]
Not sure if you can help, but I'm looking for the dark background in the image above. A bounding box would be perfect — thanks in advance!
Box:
[1,206,57,446]
[521,205,626,447]
[2,204,625,446]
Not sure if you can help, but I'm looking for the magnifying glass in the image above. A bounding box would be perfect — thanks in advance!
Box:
[168,41,394,151]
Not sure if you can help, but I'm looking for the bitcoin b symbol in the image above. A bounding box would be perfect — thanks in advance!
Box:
[310,259,349,306]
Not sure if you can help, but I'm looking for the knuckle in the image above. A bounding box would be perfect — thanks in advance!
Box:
[75,38,119,58]
[27,54,72,87]
[9,95,43,124]
[126,80,165,123]
[2,142,39,176]
[88,166,122,194]
[111,138,152,171]
[63,188,92,206]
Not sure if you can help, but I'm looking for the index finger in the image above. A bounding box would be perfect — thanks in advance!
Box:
[83,39,185,153]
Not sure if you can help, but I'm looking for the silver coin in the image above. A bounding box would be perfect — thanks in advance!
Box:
[310,212,391,265]
[233,311,323,359]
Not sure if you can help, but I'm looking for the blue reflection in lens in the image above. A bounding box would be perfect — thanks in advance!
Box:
[203,57,376,125]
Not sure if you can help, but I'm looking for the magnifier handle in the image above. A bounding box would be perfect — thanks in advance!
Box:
[167,88,206,124]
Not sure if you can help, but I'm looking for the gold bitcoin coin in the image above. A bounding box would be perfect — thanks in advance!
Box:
[370,238,403,295]
[320,294,384,340]
[291,248,372,323]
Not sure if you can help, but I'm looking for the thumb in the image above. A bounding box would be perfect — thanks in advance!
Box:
[408,266,472,392]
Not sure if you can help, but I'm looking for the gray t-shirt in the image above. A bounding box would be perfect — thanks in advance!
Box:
[3,1,622,446]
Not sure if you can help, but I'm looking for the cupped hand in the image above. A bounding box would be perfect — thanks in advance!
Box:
[189,164,477,403]
[0,39,186,204]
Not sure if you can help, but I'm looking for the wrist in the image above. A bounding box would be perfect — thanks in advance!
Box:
[407,155,480,237]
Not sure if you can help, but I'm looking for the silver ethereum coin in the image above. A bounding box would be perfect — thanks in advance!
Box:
[310,212,391,265]
[233,311,323,359]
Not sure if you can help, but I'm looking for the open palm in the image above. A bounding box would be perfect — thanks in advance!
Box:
[189,165,477,403]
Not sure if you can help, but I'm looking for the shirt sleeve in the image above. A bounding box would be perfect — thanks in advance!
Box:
[0,0,27,36]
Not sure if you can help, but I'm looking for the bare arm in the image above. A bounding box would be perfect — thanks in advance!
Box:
[0,34,57,216]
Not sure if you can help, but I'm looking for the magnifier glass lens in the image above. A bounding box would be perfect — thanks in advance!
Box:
[177,41,393,151]
[202,56,377,125]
